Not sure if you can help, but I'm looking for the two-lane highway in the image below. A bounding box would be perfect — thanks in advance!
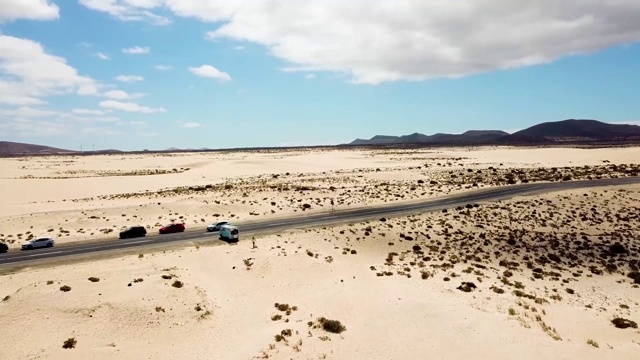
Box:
[1,176,639,268]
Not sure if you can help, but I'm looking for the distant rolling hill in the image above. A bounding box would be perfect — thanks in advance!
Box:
[349,130,509,145]
[502,119,640,143]
[0,141,76,155]
[2,120,639,156]
[349,120,640,146]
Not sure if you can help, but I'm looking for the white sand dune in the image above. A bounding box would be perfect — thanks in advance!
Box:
[1,147,639,359]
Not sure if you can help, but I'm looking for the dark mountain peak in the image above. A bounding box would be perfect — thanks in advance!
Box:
[508,119,640,141]
[348,119,640,146]
[462,130,510,137]
[0,141,75,155]
[370,135,398,141]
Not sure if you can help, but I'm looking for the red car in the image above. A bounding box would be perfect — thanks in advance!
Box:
[159,223,185,234]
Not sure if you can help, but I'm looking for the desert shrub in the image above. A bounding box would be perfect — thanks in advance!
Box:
[161,274,172,280]
[63,338,77,349]
[172,280,184,288]
[88,277,100,282]
[611,317,638,329]
[318,317,346,334]
[60,285,71,292]
[275,303,291,312]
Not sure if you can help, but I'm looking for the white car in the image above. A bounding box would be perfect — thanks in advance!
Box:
[207,221,230,232]
[21,237,55,250]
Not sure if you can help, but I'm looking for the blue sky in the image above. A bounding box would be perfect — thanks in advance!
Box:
[1,1,640,151]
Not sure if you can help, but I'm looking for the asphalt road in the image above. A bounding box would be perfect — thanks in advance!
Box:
[1,176,639,268]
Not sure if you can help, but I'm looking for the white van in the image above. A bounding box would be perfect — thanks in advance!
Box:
[219,225,239,241]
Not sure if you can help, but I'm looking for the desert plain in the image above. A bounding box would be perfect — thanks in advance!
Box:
[0,146,639,360]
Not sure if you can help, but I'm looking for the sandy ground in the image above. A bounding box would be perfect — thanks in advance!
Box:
[1,146,639,248]
[1,183,639,360]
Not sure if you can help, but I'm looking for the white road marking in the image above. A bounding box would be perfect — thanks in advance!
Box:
[64,239,154,253]
[24,251,63,258]
[125,240,153,245]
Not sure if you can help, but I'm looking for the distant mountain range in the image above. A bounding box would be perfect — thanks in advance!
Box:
[348,119,640,146]
[350,130,510,145]
[0,141,76,155]
[2,119,640,156]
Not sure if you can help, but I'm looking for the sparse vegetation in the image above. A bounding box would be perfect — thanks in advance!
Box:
[63,338,77,349]
[60,285,71,292]
[611,317,638,329]
[172,280,184,288]
[317,317,346,334]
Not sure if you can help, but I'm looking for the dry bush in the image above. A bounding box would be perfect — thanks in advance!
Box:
[611,317,638,329]
[63,338,77,349]
[318,317,346,334]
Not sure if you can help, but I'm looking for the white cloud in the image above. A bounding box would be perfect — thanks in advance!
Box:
[79,42,93,48]
[122,46,150,54]
[139,131,160,137]
[103,90,146,100]
[155,64,173,70]
[234,46,245,50]
[72,108,107,115]
[0,34,100,105]
[182,122,201,128]
[68,115,121,124]
[304,74,316,80]
[79,0,170,25]
[82,1,640,84]
[99,100,165,113]
[0,118,72,137]
[0,106,59,117]
[188,65,231,81]
[115,74,144,83]
[94,52,110,60]
[0,0,59,22]
[82,126,120,135]
[0,106,124,138]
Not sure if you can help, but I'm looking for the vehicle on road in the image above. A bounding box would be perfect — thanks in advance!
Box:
[219,225,239,241]
[21,237,55,250]
[159,222,185,234]
[207,221,230,232]
[119,226,147,239]
[0,242,8,253]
